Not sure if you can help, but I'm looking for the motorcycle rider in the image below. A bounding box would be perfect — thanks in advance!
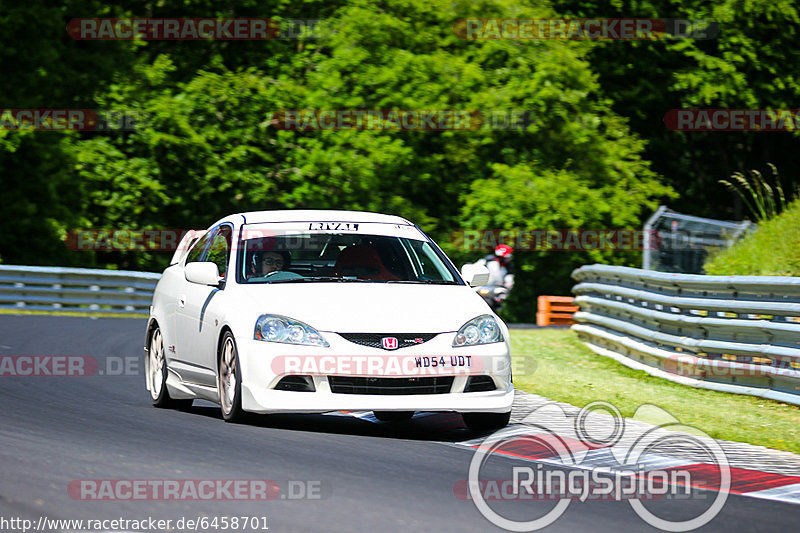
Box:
[480,244,515,290]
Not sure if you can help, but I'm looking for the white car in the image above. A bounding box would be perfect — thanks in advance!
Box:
[144,210,514,430]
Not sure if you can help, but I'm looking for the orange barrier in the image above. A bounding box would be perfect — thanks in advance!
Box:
[536,295,578,326]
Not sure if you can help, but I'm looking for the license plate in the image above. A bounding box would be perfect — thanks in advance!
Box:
[414,356,472,368]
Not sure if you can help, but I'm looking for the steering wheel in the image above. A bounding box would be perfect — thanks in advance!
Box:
[250,271,304,282]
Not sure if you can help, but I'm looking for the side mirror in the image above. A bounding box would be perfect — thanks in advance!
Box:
[185,262,222,286]
[461,263,490,287]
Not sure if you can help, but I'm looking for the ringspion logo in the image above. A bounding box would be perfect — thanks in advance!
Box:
[464,402,730,531]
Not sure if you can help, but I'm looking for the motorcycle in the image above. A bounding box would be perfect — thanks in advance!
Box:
[476,284,509,312]
[460,261,511,312]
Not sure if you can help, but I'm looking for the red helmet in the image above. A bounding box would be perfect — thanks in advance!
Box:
[495,244,513,258]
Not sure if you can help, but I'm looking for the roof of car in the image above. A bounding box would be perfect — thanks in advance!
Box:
[237,210,414,225]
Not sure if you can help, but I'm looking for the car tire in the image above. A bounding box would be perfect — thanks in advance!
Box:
[461,411,511,431]
[219,331,245,423]
[148,325,193,410]
[373,411,414,422]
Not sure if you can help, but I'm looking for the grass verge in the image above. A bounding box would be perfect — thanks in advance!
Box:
[703,196,800,275]
[510,328,800,454]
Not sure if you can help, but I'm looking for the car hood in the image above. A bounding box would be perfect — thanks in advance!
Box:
[230,283,493,333]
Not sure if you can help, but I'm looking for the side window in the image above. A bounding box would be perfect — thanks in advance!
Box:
[185,230,215,264]
[206,226,232,278]
[409,240,454,281]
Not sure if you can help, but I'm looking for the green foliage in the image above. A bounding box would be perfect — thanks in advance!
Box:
[703,197,800,276]
[0,0,136,267]
[2,0,797,319]
[552,0,800,219]
[43,0,674,285]
[718,163,790,222]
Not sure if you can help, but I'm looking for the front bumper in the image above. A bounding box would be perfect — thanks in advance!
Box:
[236,333,514,415]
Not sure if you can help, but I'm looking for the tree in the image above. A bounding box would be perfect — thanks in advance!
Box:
[551,0,800,219]
[3,0,680,324]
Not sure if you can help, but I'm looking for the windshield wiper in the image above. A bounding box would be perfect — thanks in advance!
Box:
[268,277,458,284]
[385,280,459,285]
[268,276,374,283]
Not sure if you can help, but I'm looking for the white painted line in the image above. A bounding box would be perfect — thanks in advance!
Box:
[743,483,800,504]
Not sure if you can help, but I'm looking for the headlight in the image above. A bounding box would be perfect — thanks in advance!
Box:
[452,315,503,347]
[254,315,329,347]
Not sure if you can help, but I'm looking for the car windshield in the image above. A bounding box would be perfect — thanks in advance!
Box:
[236,229,461,284]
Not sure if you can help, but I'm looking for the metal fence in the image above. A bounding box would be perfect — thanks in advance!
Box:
[0,265,160,314]
[571,264,800,405]
[643,205,753,274]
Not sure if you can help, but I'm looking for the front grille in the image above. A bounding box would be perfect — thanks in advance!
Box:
[328,376,454,395]
[339,333,437,350]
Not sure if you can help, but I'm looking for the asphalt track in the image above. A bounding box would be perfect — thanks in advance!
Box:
[0,316,798,532]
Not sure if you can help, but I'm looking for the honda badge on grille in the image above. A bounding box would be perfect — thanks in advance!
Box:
[381,337,399,350]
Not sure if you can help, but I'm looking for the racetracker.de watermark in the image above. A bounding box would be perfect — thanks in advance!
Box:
[270,109,532,131]
[0,356,140,377]
[453,18,718,40]
[664,109,800,131]
[67,479,328,501]
[464,401,731,531]
[451,229,657,252]
[1,515,268,533]
[270,354,512,377]
[67,18,325,40]
[65,228,292,252]
[665,353,799,379]
[0,109,143,131]
[66,229,198,252]
[273,354,536,378]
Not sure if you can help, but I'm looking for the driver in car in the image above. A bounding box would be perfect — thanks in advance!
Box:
[261,251,284,274]
[247,249,293,280]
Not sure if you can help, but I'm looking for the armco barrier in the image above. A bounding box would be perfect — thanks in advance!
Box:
[571,264,800,405]
[0,265,160,314]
